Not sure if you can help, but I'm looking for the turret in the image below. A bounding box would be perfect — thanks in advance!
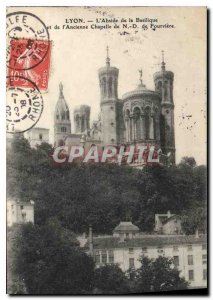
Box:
[98,47,119,145]
[153,51,175,164]
[74,105,90,134]
[54,83,71,146]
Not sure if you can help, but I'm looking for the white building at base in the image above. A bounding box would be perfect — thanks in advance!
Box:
[25,127,49,148]
[84,221,207,289]
[7,199,34,227]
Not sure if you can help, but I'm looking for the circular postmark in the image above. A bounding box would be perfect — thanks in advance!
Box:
[6,11,50,71]
[6,75,43,133]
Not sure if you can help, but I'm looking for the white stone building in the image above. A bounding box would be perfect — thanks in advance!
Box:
[155,211,183,235]
[84,221,207,289]
[7,199,34,227]
[25,127,49,148]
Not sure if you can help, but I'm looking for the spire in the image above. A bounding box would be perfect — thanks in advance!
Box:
[137,68,146,89]
[56,82,69,113]
[59,82,63,97]
[161,50,166,71]
[106,45,110,66]
[139,68,143,85]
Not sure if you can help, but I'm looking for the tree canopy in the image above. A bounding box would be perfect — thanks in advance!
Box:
[7,135,207,235]
[126,256,189,293]
[8,223,189,294]
[93,264,130,294]
[9,219,94,294]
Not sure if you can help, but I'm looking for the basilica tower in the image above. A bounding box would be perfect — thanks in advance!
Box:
[54,83,71,146]
[153,51,176,164]
[98,47,120,145]
[74,105,90,134]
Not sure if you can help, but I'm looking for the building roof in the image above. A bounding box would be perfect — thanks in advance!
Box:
[7,199,34,206]
[153,70,174,81]
[113,221,140,232]
[162,215,181,225]
[122,82,160,101]
[55,96,69,114]
[84,234,207,250]
[98,65,119,76]
[55,83,70,116]
[26,127,49,131]
[74,105,91,112]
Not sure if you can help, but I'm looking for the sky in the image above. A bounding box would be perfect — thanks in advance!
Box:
[8,6,207,165]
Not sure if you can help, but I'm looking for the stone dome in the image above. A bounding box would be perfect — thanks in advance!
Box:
[122,82,160,102]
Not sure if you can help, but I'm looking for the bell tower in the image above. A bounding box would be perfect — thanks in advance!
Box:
[98,46,119,145]
[74,105,90,134]
[54,83,71,146]
[154,51,175,164]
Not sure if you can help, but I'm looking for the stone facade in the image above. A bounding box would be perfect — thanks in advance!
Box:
[53,50,175,164]
[74,105,91,134]
[7,198,34,227]
[155,211,183,235]
[83,222,207,289]
[26,127,49,148]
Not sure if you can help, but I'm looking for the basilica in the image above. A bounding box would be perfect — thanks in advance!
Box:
[54,49,176,164]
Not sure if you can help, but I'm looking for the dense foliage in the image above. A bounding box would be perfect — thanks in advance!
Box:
[93,256,188,294]
[8,220,94,294]
[8,222,188,294]
[126,256,189,293]
[8,136,205,294]
[93,264,130,294]
[7,135,207,234]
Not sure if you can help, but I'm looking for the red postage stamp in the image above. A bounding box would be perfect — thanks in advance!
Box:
[7,38,51,90]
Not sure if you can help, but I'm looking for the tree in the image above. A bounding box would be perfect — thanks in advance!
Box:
[93,257,189,294]
[7,135,34,201]
[179,157,197,168]
[182,206,207,234]
[7,226,27,294]
[11,219,94,294]
[7,136,207,235]
[93,264,130,294]
[129,256,189,293]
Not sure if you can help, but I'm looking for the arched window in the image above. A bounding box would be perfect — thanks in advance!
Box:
[160,114,166,147]
[61,112,66,120]
[133,107,141,140]
[103,77,106,97]
[39,133,43,141]
[114,79,118,98]
[153,117,156,140]
[156,81,162,95]
[125,109,130,118]
[157,81,162,89]
[164,81,168,98]
[66,111,70,120]
[153,108,159,140]
[75,114,80,131]
[109,77,113,97]
[81,115,85,131]
[145,107,151,140]
[125,109,131,142]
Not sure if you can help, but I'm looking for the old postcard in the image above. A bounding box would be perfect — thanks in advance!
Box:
[6,6,207,295]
